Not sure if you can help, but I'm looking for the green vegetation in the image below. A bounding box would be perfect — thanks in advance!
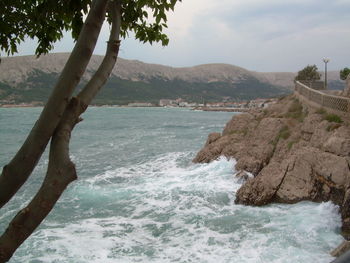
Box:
[314,108,343,128]
[229,128,248,136]
[313,108,343,130]
[263,109,269,116]
[324,113,343,123]
[271,125,291,149]
[340,68,350,80]
[287,140,299,150]
[1,0,177,56]
[278,125,291,140]
[285,99,306,122]
[295,65,321,82]
[0,71,290,105]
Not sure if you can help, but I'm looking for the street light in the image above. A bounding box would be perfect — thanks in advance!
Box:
[323,58,330,90]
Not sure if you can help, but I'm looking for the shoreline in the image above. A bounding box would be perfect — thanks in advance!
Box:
[0,104,256,112]
[193,107,252,112]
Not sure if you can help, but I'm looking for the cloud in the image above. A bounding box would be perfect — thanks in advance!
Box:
[153,0,350,71]
[5,0,350,72]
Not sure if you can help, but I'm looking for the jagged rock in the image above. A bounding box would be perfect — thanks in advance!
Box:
[194,94,350,239]
[236,146,350,205]
[301,113,323,134]
[193,114,256,163]
[323,127,350,157]
[275,155,314,202]
[205,132,221,146]
[193,135,232,163]
[341,189,350,238]
[276,147,349,202]
[309,121,332,148]
[235,156,263,175]
[331,241,350,257]
[222,114,256,136]
[231,117,284,174]
[235,170,250,183]
[342,189,350,219]
[235,162,287,205]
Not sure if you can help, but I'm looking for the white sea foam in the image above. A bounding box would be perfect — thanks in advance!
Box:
[3,108,343,262]
[10,153,343,263]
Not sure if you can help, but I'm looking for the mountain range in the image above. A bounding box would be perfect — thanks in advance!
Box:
[0,53,344,105]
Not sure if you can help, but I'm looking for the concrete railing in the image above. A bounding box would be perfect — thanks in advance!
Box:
[298,80,325,90]
[295,81,350,114]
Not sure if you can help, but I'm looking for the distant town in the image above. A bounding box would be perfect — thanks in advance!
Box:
[119,97,278,112]
[0,97,278,111]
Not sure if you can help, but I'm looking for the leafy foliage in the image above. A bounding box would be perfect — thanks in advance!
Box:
[316,107,343,124]
[295,65,321,82]
[0,0,91,56]
[324,113,343,124]
[340,68,350,80]
[0,0,181,56]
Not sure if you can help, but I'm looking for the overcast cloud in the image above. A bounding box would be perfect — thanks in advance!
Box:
[9,0,350,72]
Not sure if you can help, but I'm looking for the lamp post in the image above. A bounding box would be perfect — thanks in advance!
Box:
[323,58,330,90]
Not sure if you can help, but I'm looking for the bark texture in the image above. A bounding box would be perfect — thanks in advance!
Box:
[0,0,109,209]
[0,1,121,261]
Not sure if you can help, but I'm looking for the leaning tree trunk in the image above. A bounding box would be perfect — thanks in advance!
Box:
[0,0,109,209]
[0,1,121,261]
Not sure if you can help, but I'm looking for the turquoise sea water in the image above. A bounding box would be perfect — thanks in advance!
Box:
[0,107,343,262]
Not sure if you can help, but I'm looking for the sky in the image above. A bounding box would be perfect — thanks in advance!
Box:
[8,0,350,72]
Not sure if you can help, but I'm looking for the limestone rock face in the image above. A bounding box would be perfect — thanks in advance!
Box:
[234,117,284,174]
[194,95,350,237]
[193,114,255,163]
[275,147,350,203]
[193,135,233,163]
[205,132,221,146]
[236,162,287,205]
[323,127,350,157]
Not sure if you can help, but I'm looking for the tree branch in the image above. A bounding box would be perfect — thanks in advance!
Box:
[0,0,109,209]
[0,1,121,261]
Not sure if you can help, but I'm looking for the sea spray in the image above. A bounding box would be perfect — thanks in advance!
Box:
[0,107,343,262]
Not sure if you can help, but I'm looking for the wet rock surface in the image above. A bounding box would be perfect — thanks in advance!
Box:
[194,95,350,240]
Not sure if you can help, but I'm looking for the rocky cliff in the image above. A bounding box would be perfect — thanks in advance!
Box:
[194,95,350,239]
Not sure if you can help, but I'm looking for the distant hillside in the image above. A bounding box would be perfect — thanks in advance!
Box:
[0,53,344,105]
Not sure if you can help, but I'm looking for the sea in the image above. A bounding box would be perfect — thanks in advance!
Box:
[0,107,344,263]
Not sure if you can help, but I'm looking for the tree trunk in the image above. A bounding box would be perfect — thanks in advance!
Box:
[0,0,109,209]
[0,1,121,261]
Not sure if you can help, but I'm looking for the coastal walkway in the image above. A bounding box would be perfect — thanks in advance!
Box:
[294,81,350,119]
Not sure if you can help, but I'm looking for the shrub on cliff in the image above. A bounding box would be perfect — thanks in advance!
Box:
[285,99,306,122]
[324,113,343,123]
[295,65,321,82]
[340,68,350,80]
